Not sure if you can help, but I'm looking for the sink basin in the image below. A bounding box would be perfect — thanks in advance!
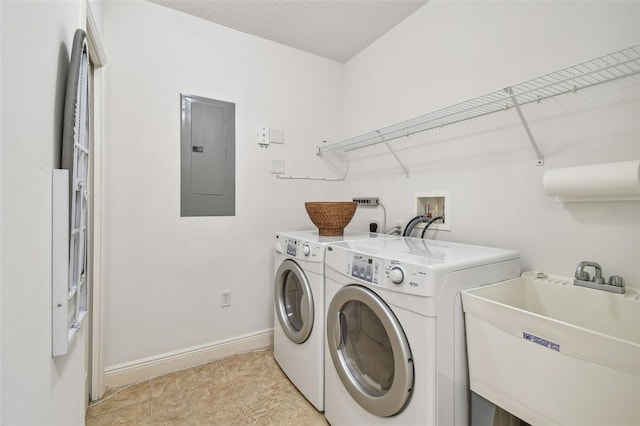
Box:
[461,271,640,426]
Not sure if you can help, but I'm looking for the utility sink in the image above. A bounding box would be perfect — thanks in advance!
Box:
[461,271,640,426]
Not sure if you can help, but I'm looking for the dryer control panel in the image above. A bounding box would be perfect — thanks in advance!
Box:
[347,253,434,297]
[351,254,381,284]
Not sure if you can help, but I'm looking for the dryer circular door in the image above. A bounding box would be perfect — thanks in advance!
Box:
[326,284,414,417]
[274,259,314,344]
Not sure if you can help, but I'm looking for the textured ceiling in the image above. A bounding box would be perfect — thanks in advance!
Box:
[148,0,427,63]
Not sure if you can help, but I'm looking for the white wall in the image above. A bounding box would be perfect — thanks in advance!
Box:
[1,1,96,423]
[102,0,639,384]
[102,1,344,368]
[340,1,640,286]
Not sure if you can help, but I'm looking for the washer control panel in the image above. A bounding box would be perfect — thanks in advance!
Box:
[279,237,323,262]
[347,253,432,296]
[285,239,298,256]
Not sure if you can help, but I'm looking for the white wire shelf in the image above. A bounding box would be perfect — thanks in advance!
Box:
[318,45,640,164]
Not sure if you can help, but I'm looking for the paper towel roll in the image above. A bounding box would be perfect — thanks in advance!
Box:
[543,160,640,201]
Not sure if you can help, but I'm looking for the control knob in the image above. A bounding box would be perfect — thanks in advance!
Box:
[389,266,405,284]
[302,244,311,256]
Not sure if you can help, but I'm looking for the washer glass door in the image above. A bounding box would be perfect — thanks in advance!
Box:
[274,259,314,344]
[327,285,414,417]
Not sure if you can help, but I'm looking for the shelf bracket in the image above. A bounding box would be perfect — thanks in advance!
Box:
[376,130,410,177]
[506,87,545,166]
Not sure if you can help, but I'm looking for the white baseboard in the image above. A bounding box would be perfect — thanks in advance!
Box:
[104,328,273,390]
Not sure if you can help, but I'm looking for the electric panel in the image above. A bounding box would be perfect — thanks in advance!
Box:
[181,94,235,216]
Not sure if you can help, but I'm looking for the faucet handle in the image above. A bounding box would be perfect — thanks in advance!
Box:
[609,275,625,287]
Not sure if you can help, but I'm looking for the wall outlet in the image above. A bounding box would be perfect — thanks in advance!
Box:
[257,126,269,148]
[221,291,231,308]
[353,197,380,206]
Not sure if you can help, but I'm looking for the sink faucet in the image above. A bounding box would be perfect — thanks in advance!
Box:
[575,261,603,283]
[574,261,625,294]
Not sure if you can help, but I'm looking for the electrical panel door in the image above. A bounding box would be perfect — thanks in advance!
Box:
[181,94,235,216]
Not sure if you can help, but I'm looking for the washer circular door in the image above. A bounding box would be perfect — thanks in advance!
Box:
[326,285,414,417]
[274,259,314,344]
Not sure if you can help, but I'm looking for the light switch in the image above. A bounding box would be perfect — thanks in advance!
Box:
[270,129,284,144]
[271,160,285,174]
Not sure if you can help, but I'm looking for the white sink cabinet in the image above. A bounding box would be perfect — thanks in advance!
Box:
[461,271,640,426]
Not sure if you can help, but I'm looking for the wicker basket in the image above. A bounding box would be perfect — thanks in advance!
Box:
[304,202,357,236]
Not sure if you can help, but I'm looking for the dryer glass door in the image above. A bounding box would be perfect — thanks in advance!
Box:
[327,285,414,417]
[274,259,314,344]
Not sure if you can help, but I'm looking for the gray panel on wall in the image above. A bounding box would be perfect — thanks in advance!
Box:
[181,94,235,216]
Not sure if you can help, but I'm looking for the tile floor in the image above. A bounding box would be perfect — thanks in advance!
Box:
[86,349,328,425]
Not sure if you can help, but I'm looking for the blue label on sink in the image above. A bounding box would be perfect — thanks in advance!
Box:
[523,332,560,352]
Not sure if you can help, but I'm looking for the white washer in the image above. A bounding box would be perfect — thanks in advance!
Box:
[273,230,391,411]
[324,237,520,425]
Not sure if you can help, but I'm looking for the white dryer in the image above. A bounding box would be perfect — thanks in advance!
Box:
[273,230,391,411]
[323,237,520,425]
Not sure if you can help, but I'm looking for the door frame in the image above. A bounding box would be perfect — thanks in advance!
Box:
[86,2,107,402]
